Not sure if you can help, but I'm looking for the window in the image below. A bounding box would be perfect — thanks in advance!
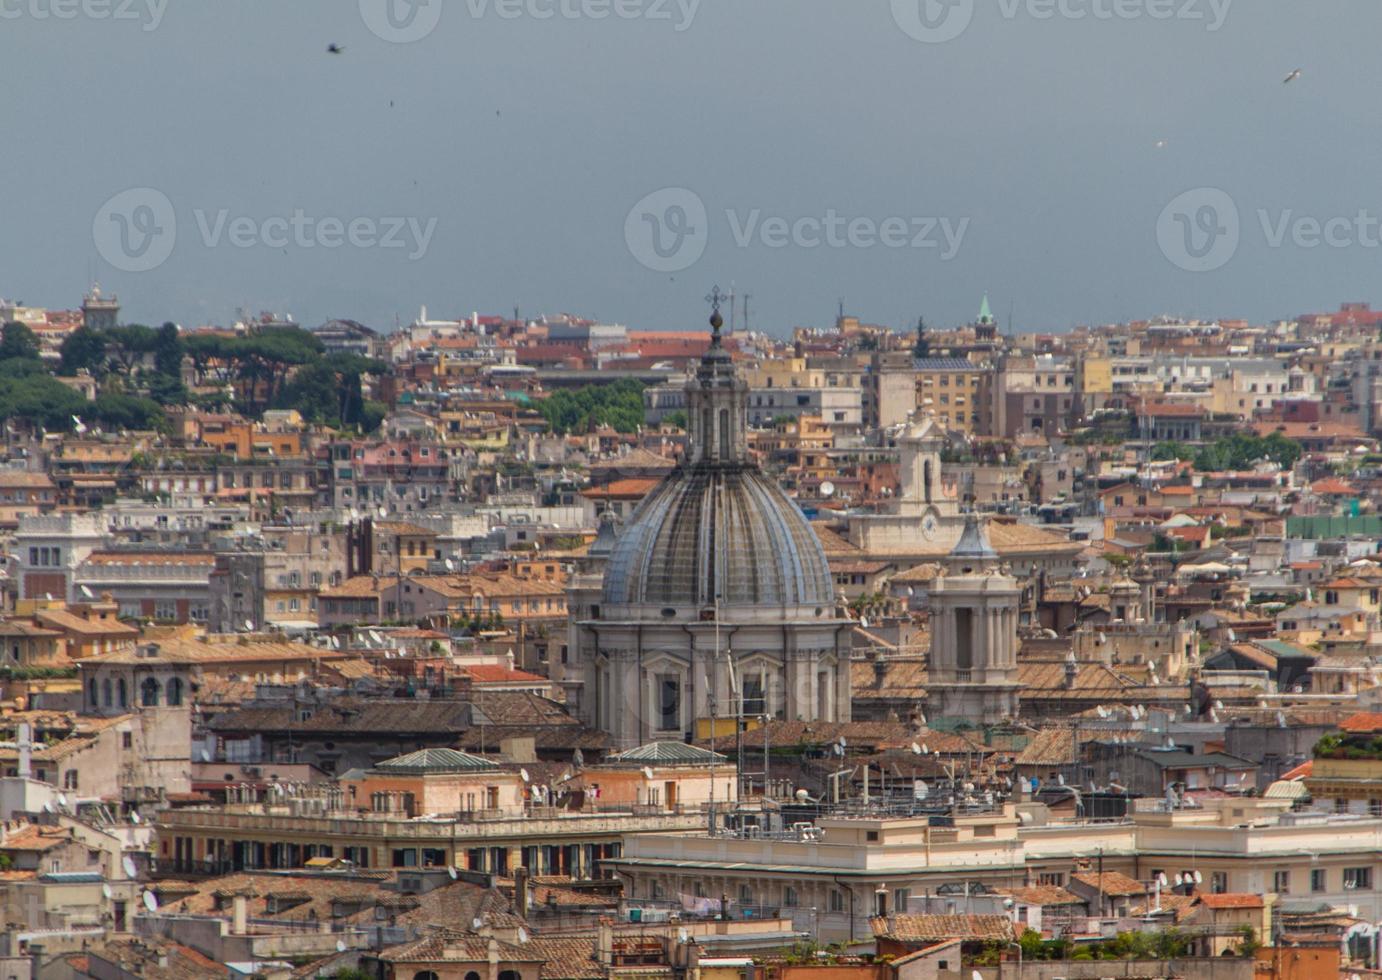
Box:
[1311,869,1326,893]
[783,887,798,907]
[739,884,753,904]
[829,890,845,912]
[122,731,133,749]
[1211,872,1228,894]
[1273,870,1290,894]
[656,674,680,731]
[1345,867,1372,890]
[413,973,440,980]
[141,677,160,707]
[165,677,184,707]
[894,888,911,912]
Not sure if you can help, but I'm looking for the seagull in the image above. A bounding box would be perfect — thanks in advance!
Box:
[1283,68,1302,84]
[1154,139,1169,149]
[327,43,345,55]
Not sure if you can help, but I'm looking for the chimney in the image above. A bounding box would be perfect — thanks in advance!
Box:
[232,894,248,935]
[17,723,31,780]
[27,943,43,978]
[595,917,614,965]
[875,888,888,917]
[514,866,530,920]
[1063,652,1078,690]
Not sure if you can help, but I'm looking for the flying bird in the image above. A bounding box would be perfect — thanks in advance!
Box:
[1283,68,1302,84]
[327,43,345,55]
[1153,139,1169,149]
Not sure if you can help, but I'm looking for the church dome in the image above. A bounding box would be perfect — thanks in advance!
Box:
[601,464,834,610]
[600,290,834,613]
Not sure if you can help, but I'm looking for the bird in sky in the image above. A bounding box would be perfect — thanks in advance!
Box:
[1153,139,1169,149]
[327,43,345,55]
[1283,68,1302,84]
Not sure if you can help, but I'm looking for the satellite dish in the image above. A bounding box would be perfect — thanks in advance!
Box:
[517,927,529,944]
[200,748,211,762]
[143,890,158,912]
[472,917,485,930]
[58,793,67,808]
[336,940,347,953]
[1193,870,1203,884]
[520,768,530,782]
[448,866,459,880]
[102,883,113,899]
[860,617,870,629]
[378,506,388,518]
[642,766,655,780]
[244,619,255,631]
[973,971,985,980]
[44,593,52,602]
[1174,873,1184,886]
[130,811,141,824]
[80,585,95,599]
[445,559,455,571]
[820,481,836,498]
[838,736,847,749]
[122,856,137,878]
[1056,773,1065,786]
[921,743,930,754]
[1157,872,1168,887]
[910,742,921,755]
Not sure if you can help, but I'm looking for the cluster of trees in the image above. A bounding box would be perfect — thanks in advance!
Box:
[1152,431,1303,471]
[48,322,388,432]
[537,378,646,434]
[0,322,165,432]
[972,927,1199,966]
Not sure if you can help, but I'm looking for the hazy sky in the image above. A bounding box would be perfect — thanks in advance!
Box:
[1,1,1377,335]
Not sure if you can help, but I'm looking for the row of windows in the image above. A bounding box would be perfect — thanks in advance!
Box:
[28,546,62,566]
[88,676,184,707]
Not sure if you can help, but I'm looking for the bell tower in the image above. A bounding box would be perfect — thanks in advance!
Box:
[926,515,1021,727]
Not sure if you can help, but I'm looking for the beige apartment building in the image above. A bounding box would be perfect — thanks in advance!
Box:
[604,797,1382,942]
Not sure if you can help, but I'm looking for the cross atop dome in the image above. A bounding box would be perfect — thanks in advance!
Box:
[706,285,728,345]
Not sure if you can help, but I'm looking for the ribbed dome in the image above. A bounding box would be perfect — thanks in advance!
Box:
[602,465,834,610]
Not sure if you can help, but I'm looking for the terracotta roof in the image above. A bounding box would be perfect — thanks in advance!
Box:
[1196,892,1264,910]
[1001,885,1083,907]
[1071,870,1146,897]
[870,913,1014,943]
[1339,712,1382,733]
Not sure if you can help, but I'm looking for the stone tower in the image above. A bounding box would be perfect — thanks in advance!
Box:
[926,515,1021,726]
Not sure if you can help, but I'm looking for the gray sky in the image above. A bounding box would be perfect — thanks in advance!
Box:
[0,0,1375,335]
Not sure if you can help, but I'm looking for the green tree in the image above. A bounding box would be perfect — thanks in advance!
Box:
[103,324,157,373]
[913,316,930,359]
[537,379,646,434]
[664,410,688,430]
[0,322,40,361]
[153,321,184,376]
[1151,441,1194,461]
[59,326,108,376]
